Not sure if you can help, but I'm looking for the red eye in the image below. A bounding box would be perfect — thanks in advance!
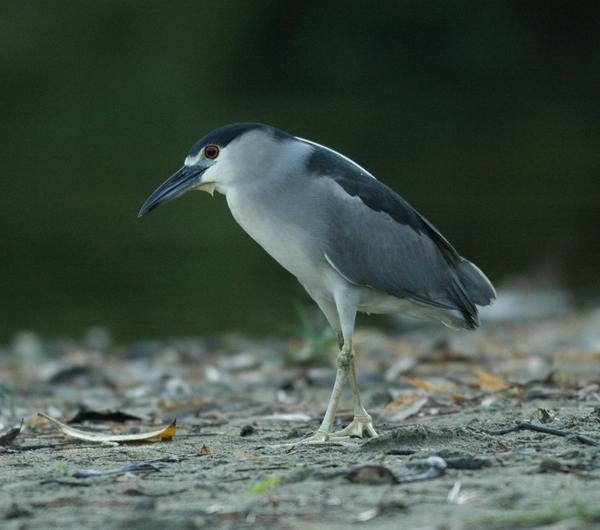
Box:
[204,145,219,159]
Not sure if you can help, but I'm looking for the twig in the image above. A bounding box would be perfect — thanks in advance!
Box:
[222,475,251,483]
[1,443,60,452]
[40,479,91,488]
[484,421,597,446]
[235,465,290,472]
[173,433,220,438]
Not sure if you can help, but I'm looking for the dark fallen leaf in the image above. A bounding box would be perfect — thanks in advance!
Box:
[386,449,417,456]
[346,465,398,485]
[123,488,148,496]
[444,456,491,470]
[48,365,113,386]
[235,465,290,472]
[0,420,23,447]
[48,365,93,383]
[68,409,142,424]
[122,487,188,497]
[2,443,60,452]
[72,463,160,478]
[378,500,408,513]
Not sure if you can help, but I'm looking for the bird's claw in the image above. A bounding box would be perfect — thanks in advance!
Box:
[331,415,379,438]
[301,430,331,443]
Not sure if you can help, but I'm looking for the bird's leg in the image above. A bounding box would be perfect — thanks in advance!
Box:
[336,332,344,350]
[270,344,358,447]
[331,349,378,438]
[302,342,353,443]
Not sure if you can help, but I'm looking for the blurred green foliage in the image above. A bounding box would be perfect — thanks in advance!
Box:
[284,302,337,365]
[1,1,598,340]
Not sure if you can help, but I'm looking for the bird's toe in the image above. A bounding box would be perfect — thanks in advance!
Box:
[331,417,379,439]
[269,430,359,449]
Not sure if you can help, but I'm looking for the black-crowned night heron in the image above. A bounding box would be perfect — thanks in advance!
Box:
[139,123,496,443]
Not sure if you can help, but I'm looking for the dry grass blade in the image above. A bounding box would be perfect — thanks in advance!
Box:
[38,413,176,445]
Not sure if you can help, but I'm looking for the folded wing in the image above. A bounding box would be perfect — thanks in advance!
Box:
[310,147,495,329]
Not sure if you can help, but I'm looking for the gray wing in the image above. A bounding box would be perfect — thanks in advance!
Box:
[309,147,495,328]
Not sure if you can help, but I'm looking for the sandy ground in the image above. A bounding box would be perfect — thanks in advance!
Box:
[1,304,600,529]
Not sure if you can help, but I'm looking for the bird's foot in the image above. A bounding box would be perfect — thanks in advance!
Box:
[331,413,378,439]
[299,432,358,446]
[270,430,358,449]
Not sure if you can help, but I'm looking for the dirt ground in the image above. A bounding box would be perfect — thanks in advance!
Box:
[2,302,600,530]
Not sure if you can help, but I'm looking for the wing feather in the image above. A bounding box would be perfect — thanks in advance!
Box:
[308,145,494,328]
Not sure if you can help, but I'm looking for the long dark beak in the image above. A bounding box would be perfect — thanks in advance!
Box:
[138,165,208,217]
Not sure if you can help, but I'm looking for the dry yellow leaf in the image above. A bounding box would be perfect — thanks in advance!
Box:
[451,393,468,404]
[402,375,448,393]
[161,399,205,412]
[381,394,428,421]
[38,413,176,445]
[552,352,600,362]
[474,370,508,392]
[25,416,50,428]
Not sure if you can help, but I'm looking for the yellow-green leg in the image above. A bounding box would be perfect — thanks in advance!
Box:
[331,348,378,438]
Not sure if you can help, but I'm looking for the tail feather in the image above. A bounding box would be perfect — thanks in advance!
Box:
[449,281,480,329]
[456,259,496,307]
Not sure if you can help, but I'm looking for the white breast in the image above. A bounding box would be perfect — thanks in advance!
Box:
[225,187,327,287]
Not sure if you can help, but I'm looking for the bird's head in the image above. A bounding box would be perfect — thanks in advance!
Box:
[138,123,289,217]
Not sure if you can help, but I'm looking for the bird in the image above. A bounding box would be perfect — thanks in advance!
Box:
[138,123,496,443]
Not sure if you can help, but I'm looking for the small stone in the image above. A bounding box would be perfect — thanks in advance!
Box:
[5,503,31,519]
[240,425,256,437]
[539,458,569,473]
[287,428,303,439]
[134,497,156,511]
[346,465,398,485]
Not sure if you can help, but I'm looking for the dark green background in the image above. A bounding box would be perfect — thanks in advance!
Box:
[2,1,598,341]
